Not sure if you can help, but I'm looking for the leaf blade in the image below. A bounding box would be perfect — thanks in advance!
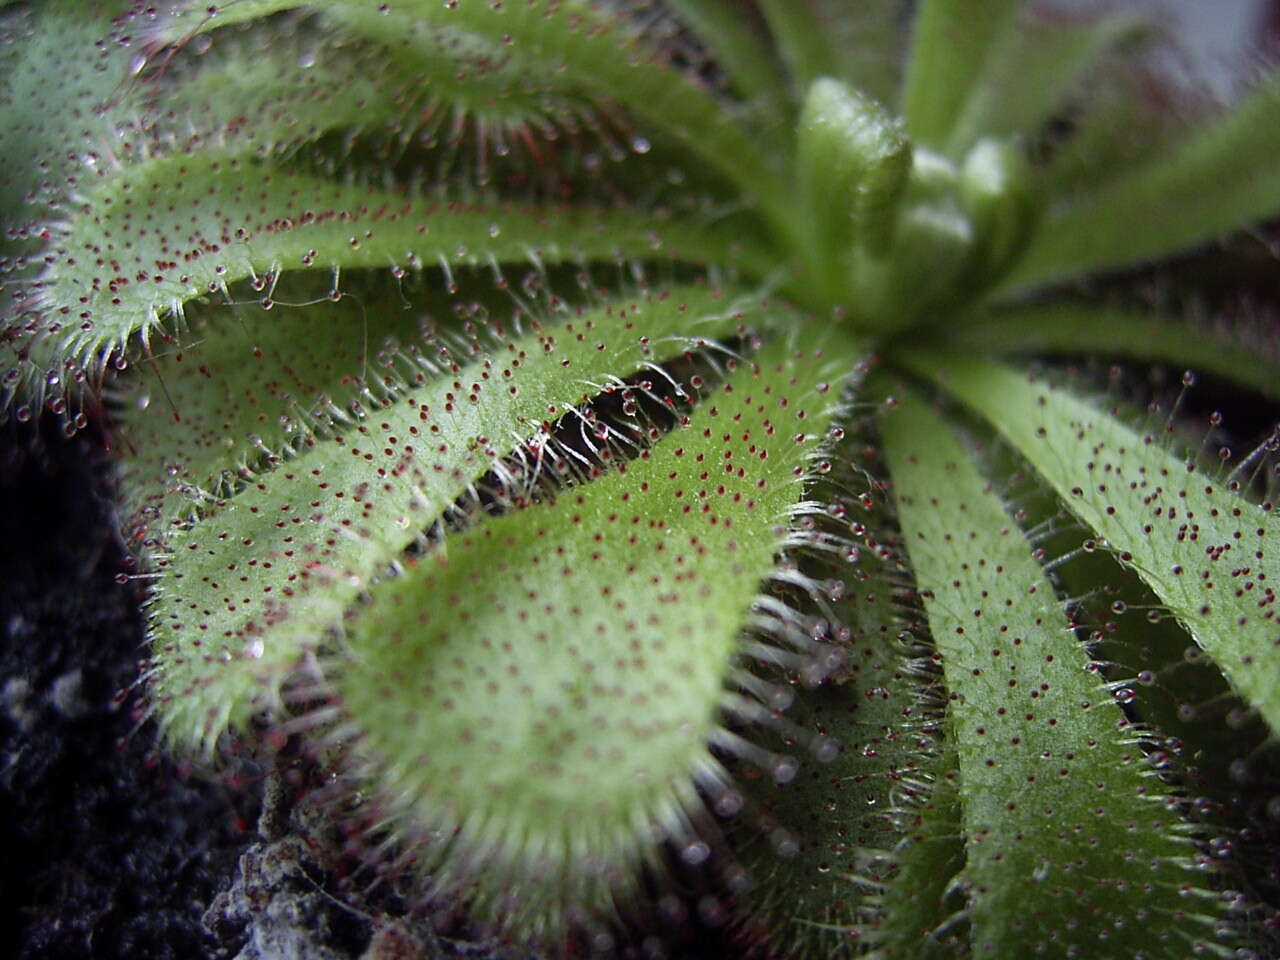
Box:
[1001,71,1280,292]
[881,385,1231,957]
[925,303,1280,399]
[915,354,1280,736]
[30,155,749,379]
[145,286,760,750]
[900,0,1022,150]
[330,321,858,929]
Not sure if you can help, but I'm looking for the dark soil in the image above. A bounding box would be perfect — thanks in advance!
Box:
[0,417,251,960]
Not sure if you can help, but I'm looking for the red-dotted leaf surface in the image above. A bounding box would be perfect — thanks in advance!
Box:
[882,387,1229,958]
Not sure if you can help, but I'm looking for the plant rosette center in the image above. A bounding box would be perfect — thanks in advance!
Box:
[791,77,1033,332]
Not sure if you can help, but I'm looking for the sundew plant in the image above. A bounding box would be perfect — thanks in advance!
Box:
[4,0,1280,956]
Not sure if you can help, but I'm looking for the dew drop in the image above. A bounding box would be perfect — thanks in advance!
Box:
[768,685,794,711]
[680,841,711,866]
[1113,687,1135,704]
[487,223,500,238]
[771,756,799,784]
[697,895,728,926]
[1209,836,1234,858]
[812,735,840,763]
[14,405,31,422]
[771,828,799,859]
[631,136,651,154]
[714,791,744,818]
[590,932,614,952]
[297,49,318,68]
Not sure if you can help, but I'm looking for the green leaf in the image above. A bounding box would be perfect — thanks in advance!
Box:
[850,151,974,332]
[756,0,843,95]
[916,354,1280,737]
[134,17,431,159]
[146,0,795,240]
[140,0,291,35]
[115,272,454,528]
[649,0,785,106]
[330,323,857,930]
[925,303,1280,399]
[145,285,759,751]
[796,77,910,295]
[2,4,428,407]
[802,0,907,110]
[729,479,952,955]
[867,761,966,959]
[944,7,1142,158]
[881,385,1231,958]
[955,137,1034,286]
[32,153,746,378]
[1001,71,1280,291]
[0,1,127,253]
[900,0,1022,151]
